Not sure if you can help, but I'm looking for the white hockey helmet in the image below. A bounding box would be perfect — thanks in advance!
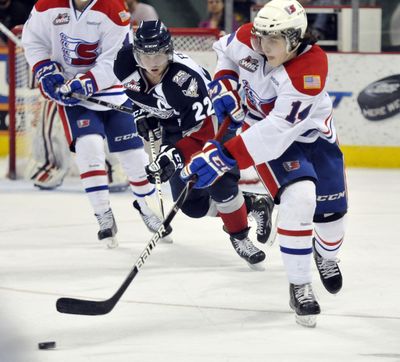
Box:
[252,0,307,53]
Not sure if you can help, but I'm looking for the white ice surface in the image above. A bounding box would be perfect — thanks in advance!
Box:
[0,168,399,362]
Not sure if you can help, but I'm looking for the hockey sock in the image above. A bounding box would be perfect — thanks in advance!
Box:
[116,148,155,197]
[314,215,347,259]
[217,192,248,234]
[277,181,316,285]
[75,134,110,215]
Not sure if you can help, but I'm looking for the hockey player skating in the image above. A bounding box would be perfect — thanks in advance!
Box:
[21,0,170,248]
[113,20,274,270]
[182,0,348,327]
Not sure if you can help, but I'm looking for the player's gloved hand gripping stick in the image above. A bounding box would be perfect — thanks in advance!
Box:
[56,94,230,316]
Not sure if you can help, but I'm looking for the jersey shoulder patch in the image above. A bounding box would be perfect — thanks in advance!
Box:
[91,0,130,26]
[284,45,328,96]
[35,0,69,12]
[235,23,254,51]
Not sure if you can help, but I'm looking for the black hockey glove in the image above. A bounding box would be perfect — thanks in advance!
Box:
[146,144,184,183]
[135,112,162,142]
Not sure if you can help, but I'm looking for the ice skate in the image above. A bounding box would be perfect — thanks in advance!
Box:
[95,209,118,248]
[244,192,274,244]
[289,283,320,328]
[229,228,266,271]
[133,200,173,243]
[313,238,343,294]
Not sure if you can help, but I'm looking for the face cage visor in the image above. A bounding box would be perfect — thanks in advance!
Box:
[133,46,173,70]
[250,27,301,54]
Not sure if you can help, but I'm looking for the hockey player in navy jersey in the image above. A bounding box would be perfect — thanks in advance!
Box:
[182,0,348,327]
[113,20,274,270]
[21,0,170,248]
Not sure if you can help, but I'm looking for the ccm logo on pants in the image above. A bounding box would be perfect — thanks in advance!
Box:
[114,133,137,142]
[317,191,346,201]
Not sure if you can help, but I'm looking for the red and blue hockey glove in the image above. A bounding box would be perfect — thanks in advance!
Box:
[58,73,98,105]
[180,140,236,189]
[208,75,245,130]
[135,110,162,142]
[146,144,184,183]
[34,60,65,102]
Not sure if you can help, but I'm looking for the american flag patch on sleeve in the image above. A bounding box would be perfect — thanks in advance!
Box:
[303,75,321,89]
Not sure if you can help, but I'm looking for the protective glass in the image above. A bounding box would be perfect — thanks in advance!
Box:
[250,33,286,55]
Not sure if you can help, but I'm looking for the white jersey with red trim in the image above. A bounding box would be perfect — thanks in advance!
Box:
[22,0,131,110]
[214,23,336,167]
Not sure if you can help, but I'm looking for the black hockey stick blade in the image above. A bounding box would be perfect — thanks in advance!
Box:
[56,266,139,315]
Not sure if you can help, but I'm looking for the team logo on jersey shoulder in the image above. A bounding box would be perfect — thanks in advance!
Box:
[283,160,300,172]
[53,13,70,25]
[173,70,191,87]
[239,56,259,73]
[304,75,321,90]
[182,78,199,98]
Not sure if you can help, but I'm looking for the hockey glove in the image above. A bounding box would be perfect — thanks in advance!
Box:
[135,111,162,142]
[180,140,236,189]
[34,60,65,102]
[208,75,245,130]
[146,144,184,183]
[58,73,98,105]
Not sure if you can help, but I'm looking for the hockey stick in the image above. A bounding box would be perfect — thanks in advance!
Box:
[56,117,230,315]
[148,132,165,218]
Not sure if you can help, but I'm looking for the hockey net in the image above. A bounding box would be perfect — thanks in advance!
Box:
[7,26,259,184]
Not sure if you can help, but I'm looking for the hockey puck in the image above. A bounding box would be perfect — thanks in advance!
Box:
[357,74,400,121]
[38,341,56,350]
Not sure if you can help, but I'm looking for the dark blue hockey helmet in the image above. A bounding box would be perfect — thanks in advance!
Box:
[133,21,173,70]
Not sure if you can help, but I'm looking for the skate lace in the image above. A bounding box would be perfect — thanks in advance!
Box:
[96,210,114,231]
[233,237,260,257]
[294,284,315,305]
[318,258,341,279]
[249,209,266,236]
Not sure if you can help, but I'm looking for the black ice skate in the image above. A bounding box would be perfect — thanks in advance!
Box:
[289,283,320,328]
[243,192,274,244]
[313,238,343,294]
[229,227,266,271]
[133,200,173,243]
[95,208,118,249]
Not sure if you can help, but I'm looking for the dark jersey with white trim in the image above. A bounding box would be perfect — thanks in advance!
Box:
[113,45,216,162]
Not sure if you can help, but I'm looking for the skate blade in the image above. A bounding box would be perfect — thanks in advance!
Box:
[295,314,317,328]
[247,261,265,271]
[105,237,118,249]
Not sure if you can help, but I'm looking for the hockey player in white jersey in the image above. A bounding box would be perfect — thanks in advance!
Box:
[21,0,171,247]
[182,0,348,327]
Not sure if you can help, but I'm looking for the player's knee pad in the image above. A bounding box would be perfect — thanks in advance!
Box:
[75,134,105,172]
[215,192,244,214]
[278,180,316,230]
[115,147,148,178]
[314,214,347,254]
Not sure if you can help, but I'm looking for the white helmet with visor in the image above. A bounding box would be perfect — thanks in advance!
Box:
[251,0,307,55]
